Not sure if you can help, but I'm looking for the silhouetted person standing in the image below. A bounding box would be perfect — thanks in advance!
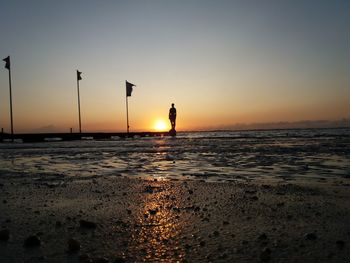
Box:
[169,103,177,132]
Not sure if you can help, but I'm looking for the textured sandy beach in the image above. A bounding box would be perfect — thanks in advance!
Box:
[1,174,350,262]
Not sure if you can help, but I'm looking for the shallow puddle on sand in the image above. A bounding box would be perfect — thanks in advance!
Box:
[0,131,349,182]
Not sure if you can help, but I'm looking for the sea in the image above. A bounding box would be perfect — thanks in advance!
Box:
[0,128,349,183]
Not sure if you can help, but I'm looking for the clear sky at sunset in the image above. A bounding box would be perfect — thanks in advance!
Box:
[0,0,349,132]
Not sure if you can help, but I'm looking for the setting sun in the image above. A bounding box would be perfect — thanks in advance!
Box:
[153,119,168,131]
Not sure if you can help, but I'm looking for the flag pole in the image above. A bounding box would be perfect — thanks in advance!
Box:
[8,63,14,141]
[3,56,14,141]
[126,83,129,134]
[77,74,82,133]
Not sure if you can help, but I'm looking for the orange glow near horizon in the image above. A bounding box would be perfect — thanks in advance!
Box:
[0,2,349,134]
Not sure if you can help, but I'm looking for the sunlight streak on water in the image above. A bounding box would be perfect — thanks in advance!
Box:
[0,129,349,182]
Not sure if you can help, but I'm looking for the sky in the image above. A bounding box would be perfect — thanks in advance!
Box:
[0,0,349,132]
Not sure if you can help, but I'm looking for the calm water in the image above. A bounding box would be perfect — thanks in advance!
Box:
[0,128,349,182]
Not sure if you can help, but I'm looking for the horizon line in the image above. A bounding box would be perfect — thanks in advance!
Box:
[2,118,349,134]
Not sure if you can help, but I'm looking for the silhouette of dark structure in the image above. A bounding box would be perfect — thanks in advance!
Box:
[169,103,177,136]
[0,131,173,143]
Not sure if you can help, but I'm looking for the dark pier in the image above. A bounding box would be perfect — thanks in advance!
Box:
[0,131,175,143]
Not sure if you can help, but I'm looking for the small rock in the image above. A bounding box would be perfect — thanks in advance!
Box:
[79,219,97,229]
[245,189,257,194]
[68,238,80,252]
[92,257,110,263]
[251,196,259,201]
[260,247,271,262]
[0,229,10,241]
[305,233,317,240]
[24,235,41,247]
[258,233,268,241]
[336,240,345,249]
[327,252,335,259]
[219,252,228,259]
[144,185,154,194]
[79,254,91,262]
[113,257,126,263]
[149,209,158,215]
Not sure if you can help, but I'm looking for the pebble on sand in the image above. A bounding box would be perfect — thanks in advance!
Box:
[24,235,41,247]
[113,257,126,263]
[0,229,10,241]
[149,209,158,215]
[304,233,317,240]
[260,247,271,262]
[258,233,268,241]
[68,238,81,252]
[79,219,97,229]
[213,230,220,236]
[92,256,110,263]
[336,240,345,249]
[78,254,91,262]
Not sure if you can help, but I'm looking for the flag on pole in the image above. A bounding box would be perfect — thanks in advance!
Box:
[3,56,10,70]
[126,80,135,97]
[77,70,82,81]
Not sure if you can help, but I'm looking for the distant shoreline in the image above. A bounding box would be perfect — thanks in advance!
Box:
[183,125,350,134]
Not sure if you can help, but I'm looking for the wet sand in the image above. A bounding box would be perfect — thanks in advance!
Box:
[1,175,350,262]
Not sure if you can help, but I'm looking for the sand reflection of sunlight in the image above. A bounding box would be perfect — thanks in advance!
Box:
[130,184,186,261]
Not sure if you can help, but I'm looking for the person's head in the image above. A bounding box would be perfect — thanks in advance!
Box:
[171,103,174,108]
